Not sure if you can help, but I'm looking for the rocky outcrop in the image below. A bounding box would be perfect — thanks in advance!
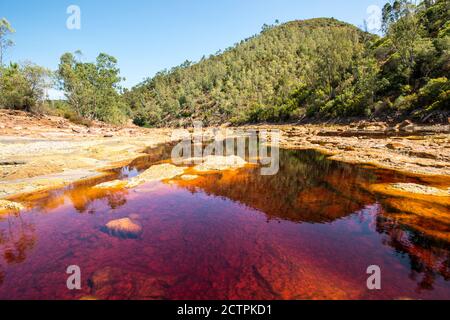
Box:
[93,180,129,189]
[366,183,450,207]
[92,164,186,190]
[276,123,450,177]
[194,155,247,172]
[132,163,186,184]
[390,183,449,197]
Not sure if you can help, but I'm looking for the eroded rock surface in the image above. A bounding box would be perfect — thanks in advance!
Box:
[92,164,186,190]
[132,164,186,183]
[180,175,200,181]
[390,183,449,196]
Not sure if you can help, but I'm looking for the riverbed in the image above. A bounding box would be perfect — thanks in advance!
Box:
[0,143,449,300]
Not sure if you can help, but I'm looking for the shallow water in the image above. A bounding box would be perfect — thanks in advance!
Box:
[0,145,449,300]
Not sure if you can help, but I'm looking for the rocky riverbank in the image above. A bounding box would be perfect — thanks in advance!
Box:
[254,121,449,179]
[0,109,449,205]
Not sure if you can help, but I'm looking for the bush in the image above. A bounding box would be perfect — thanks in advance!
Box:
[394,94,418,111]
[0,63,50,112]
[418,77,450,110]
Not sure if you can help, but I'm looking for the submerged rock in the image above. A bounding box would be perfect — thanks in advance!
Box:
[0,200,24,212]
[88,266,174,300]
[367,183,450,207]
[194,155,247,172]
[103,218,142,239]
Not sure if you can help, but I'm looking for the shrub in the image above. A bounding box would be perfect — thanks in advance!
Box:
[418,77,450,110]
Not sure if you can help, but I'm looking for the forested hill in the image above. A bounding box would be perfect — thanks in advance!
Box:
[124,18,373,126]
[125,0,449,127]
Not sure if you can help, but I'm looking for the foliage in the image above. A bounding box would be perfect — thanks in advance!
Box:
[57,52,128,124]
[124,19,377,126]
[0,62,51,112]
[125,0,449,127]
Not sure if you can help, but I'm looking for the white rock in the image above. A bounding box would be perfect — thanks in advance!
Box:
[127,164,186,187]
[194,155,247,172]
[93,180,128,189]
[391,183,449,196]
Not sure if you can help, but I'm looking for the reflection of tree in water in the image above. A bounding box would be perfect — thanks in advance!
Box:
[21,178,130,215]
[177,148,450,291]
[376,215,450,292]
[178,149,378,224]
[67,187,129,214]
[0,212,37,285]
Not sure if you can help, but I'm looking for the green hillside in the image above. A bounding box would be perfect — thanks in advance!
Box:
[125,0,449,127]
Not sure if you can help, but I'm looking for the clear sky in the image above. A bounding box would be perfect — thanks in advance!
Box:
[0,0,386,93]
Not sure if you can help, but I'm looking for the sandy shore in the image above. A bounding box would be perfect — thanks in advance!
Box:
[0,110,173,199]
[0,109,449,200]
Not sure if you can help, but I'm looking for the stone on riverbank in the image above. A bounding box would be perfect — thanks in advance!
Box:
[194,155,247,172]
[135,164,185,182]
[390,183,449,197]
[92,164,186,190]
[367,183,450,207]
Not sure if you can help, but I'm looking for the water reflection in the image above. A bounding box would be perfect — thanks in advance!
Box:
[177,150,382,224]
[172,149,450,294]
[0,145,449,299]
[376,214,450,292]
[0,213,36,280]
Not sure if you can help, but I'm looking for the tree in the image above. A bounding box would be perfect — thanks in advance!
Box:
[57,52,128,124]
[0,18,15,66]
[381,1,437,86]
[0,62,51,111]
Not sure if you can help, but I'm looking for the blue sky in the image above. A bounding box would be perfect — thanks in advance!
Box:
[0,0,386,93]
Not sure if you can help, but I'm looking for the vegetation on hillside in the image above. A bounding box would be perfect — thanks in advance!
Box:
[125,0,449,126]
